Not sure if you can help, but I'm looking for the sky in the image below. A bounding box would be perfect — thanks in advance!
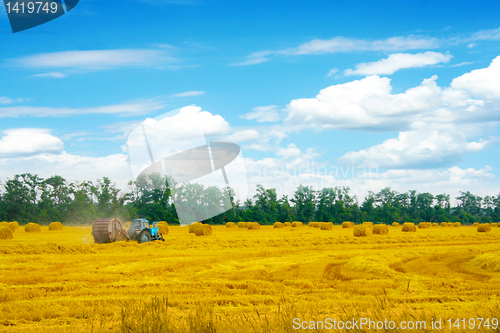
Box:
[1,0,500,204]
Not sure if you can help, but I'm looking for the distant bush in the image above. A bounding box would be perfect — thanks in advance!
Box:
[373,224,389,235]
[402,223,416,232]
[25,223,41,233]
[49,222,64,231]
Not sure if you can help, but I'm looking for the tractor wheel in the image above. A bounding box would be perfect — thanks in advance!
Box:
[138,230,151,243]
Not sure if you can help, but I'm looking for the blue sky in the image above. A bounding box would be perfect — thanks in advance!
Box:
[1,0,500,203]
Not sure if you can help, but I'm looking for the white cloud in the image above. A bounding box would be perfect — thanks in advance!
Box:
[0,96,23,104]
[344,52,452,76]
[0,128,64,158]
[339,127,488,169]
[451,55,500,99]
[10,49,175,70]
[240,105,281,122]
[29,72,67,78]
[236,35,439,66]
[170,91,205,98]
[0,99,165,118]
[224,129,261,142]
[326,68,338,77]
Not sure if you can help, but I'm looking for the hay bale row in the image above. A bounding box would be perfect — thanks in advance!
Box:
[454,222,462,227]
[432,222,439,227]
[373,224,389,235]
[477,224,491,232]
[9,221,19,229]
[491,222,499,227]
[189,222,202,233]
[0,222,15,233]
[226,222,236,228]
[441,222,448,227]
[353,225,372,237]
[238,222,253,228]
[342,221,355,228]
[194,224,212,236]
[392,222,400,227]
[309,222,320,228]
[284,222,292,227]
[320,222,333,230]
[0,227,13,239]
[49,221,64,231]
[273,222,284,228]
[248,222,260,230]
[362,221,373,227]
[418,222,431,229]
[159,221,169,235]
[402,222,416,232]
[291,221,303,227]
[25,223,41,233]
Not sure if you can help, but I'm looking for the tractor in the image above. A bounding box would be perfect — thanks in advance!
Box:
[127,218,165,243]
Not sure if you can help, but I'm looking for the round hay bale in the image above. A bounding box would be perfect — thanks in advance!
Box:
[308,222,316,227]
[284,222,292,227]
[491,222,499,227]
[226,222,236,228]
[392,222,400,227]
[362,221,373,227]
[453,222,462,227]
[237,222,248,228]
[0,226,13,239]
[373,224,389,235]
[473,222,480,227]
[0,222,15,233]
[342,221,355,228]
[248,222,260,230]
[432,222,439,227]
[477,224,491,232]
[159,222,169,235]
[9,221,19,229]
[321,222,333,230]
[194,224,212,236]
[418,222,431,229]
[189,222,202,233]
[440,222,448,227]
[402,222,416,232]
[353,225,372,237]
[48,222,64,231]
[291,221,303,227]
[273,222,284,228]
[25,223,41,233]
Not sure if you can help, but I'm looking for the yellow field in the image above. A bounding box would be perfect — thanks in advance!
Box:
[1,224,500,332]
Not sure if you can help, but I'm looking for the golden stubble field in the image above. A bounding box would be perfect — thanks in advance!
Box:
[1,224,500,332]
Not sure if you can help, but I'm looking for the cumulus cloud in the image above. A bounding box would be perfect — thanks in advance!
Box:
[224,129,261,142]
[344,52,452,76]
[451,55,500,99]
[0,128,64,158]
[240,105,281,122]
[0,96,23,104]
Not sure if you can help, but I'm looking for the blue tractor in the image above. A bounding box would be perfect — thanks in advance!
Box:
[127,218,165,243]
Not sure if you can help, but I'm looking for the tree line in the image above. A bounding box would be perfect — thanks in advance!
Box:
[0,173,499,225]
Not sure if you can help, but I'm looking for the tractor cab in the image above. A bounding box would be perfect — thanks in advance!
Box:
[127,218,165,243]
